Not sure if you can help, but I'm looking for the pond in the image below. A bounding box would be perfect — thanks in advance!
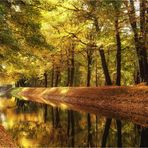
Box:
[0,95,141,147]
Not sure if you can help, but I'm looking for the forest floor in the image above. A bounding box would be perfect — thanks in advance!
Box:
[0,125,17,147]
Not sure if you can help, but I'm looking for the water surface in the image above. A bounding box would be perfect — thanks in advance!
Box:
[0,95,140,147]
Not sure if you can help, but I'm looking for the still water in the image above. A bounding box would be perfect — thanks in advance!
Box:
[0,95,140,147]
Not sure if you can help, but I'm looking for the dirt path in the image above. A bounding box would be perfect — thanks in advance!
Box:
[0,125,17,147]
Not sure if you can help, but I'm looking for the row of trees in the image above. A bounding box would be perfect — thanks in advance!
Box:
[0,0,147,147]
[1,0,147,86]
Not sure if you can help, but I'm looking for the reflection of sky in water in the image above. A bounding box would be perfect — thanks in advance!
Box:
[0,113,5,122]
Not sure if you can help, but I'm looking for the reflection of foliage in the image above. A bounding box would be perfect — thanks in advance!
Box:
[9,121,68,147]
[15,99,41,113]
[122,122,140,147]
[9,122,51,147]
[6,113,140,147]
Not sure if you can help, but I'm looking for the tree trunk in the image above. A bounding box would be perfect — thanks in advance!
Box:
[44,72,48,87]
[95,61,99,147]
[139,0,148,83]
[114,8,122,147]
[87,54,92,87]
[101,118,112,147]
[126,0,148,82]
[67,59,71,138]
[55,108,60,128]
[55,67,60,87]
[86,49,93,147]
[51,64,55,87]
[44,72,48,123]
[126,0,143,80]
[51,65,55,128]
[95,61,99,87]
[127,1,148,146]
[95,115,98,147]
[115,16,121,86]
[116,119,122,147]
[70,110,75,147]
[70,46,75,87]
[87,113,93,147]
[67,44,75,147]
[70,46,75,147]
[66,49,70,138]
[67,110,70,137]
[67,64,70,86]
[99,48,112,85]
[140,128,148,147]
[55,67,60,128]
[99,47,112,147]
[139,1,148,145]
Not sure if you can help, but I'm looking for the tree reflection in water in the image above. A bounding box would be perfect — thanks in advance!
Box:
[0,96,140,147]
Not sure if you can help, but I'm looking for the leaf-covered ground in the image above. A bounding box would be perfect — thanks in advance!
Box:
[0,125,17,147]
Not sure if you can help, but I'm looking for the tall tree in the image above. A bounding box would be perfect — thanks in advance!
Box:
[113,1,122,147]
[124,0,148,83]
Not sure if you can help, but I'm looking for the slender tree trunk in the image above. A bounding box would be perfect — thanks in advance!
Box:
[139,1,148,145]
[67,44,75,147]
[44,72,48,87]
[86,50,93,147]
[95,60,99,147]
[95,61,99,87]
[55,108,60,128]
[70,110,75,147]
[99,47,112,147]
[69,46,75,147]
[87,113,93,147]
[67,65,70,86]
[51,64,55,128]
[115,17,121,86]
[55,67,60,128]
[140,128,148,147]
[67,110,71,137]
[44,72,48,123]
[67,59,71,137]
[93,12,100,83]
[67,52,71,141]
[99,48,112,85]
[95,115,98,147]
[101,118,112,147]
[51,64,55,87]
[116,120,122,147]
[139,0,148,83]
[114,8,122,147]
[55,68,60,87]
[70,46,75,87]
[135,71,140,84]
[87,54,92,87]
